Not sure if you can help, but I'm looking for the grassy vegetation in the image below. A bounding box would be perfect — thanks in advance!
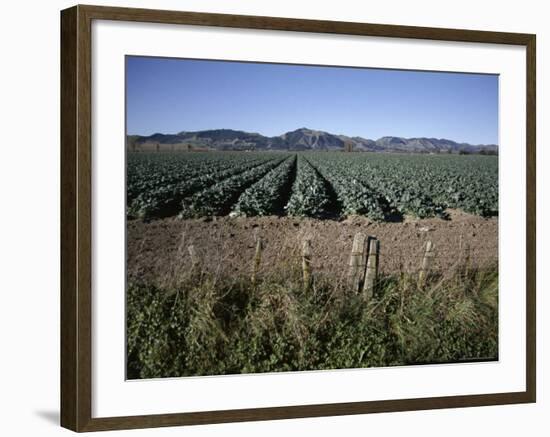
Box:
[127,263,498,379]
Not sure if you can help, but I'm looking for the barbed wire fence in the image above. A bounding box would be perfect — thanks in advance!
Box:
[176,230,497,301]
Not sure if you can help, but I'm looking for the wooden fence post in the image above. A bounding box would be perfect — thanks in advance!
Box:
[188,245,199,271]
[419,240,434,285]
[457,234,463,266]
[251,235,263,285]
[362,237,379,300]
[464,240,471,276]
[302,238,313,291]
[348,233,367,292]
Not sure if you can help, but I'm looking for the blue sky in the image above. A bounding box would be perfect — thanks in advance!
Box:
[126,56,498,145]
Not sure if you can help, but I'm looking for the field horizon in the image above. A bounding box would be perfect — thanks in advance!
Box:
[127,127,499,154]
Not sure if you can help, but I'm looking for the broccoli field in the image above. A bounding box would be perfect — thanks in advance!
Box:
[126,150,499,378]
[127,151,498,221]
[123,57,501,380]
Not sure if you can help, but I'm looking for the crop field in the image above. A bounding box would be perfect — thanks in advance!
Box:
[124,57,501,380]
[127,151,498,221]
[126,151,499,378]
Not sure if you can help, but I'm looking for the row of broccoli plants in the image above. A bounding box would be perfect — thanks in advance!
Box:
[284,155,331,218]
[360,154,497,217]
[231,155,297,217]
[413,158,498,217]
[306,155,386,220]
[127,155,277,220]
[127,152,235,203]
[179,157,289,218]
[358,168,446,219]
[309,153,447,219]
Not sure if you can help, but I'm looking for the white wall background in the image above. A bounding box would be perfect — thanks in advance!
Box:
[0,0,546,435]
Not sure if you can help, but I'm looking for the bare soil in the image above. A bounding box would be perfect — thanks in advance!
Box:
[127,209,497,284]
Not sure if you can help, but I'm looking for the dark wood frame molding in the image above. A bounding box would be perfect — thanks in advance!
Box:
[61,4,536,432]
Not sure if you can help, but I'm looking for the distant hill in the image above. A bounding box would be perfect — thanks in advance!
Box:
[128,127,498,154]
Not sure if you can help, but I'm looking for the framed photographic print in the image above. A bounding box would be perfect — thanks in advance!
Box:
[60,4,536,432]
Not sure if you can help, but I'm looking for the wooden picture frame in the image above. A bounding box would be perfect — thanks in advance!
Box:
[60,4,536,432]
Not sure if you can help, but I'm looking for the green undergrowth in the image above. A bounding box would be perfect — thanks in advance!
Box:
[127,264,498,379]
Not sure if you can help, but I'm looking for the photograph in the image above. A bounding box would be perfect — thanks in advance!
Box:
[125,56,499,380]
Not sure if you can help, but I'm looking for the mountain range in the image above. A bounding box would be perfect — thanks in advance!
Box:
[128,128,498,154]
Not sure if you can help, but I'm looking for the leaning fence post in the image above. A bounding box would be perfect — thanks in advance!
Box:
[348,233,367,292]
[302,237,313,291]
[419,240,434,285]
[362,237,379,300]
[251,234,263,285]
